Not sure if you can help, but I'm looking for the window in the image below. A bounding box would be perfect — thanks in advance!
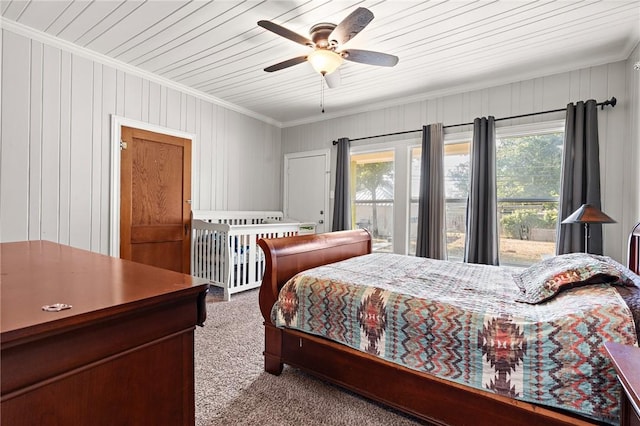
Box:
[351,150,395,253]
[408,122,564,266]
[495,127,563,266]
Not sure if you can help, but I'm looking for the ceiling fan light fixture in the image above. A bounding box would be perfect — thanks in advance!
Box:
[307,49,343,75]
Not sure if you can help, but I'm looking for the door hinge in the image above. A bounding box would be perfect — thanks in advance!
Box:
[120,140,128,150]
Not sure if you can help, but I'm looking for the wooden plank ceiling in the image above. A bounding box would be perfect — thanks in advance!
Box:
[2,1,639,126]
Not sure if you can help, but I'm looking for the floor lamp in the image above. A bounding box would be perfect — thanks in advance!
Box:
[561,204,616,253]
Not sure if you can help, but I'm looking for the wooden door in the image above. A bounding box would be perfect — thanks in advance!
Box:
[120,126,191,273]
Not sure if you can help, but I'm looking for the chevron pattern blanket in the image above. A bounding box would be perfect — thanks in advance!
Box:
[272,253,639,424]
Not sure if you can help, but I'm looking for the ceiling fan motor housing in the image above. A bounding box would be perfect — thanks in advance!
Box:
[310,23,337,48]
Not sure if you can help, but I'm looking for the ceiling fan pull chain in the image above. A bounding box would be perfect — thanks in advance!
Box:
[321,75,325,113]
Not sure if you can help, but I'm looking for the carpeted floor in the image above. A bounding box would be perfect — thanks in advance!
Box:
[194,288,429,426]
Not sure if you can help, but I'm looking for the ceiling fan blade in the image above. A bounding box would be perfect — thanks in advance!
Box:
[258,20,313,47]
[341,49,399,67]
[329,7,374,46]
[264,56,308,72]
[324,70,341,89]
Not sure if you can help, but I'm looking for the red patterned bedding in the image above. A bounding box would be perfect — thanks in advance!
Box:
[272,253,639,424]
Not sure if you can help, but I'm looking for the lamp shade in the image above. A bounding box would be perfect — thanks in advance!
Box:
[561,204,616,224]
[307,49,343,75]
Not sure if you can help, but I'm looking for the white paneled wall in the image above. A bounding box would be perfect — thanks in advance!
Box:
[0,29,282,254]
[283,60,639,263]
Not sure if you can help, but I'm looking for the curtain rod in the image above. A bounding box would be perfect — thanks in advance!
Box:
[331,96,616,145]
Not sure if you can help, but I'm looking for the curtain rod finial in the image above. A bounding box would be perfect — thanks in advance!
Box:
[602,97,616,110]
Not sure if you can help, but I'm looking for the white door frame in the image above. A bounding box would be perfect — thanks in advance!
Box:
[109,115,196,257]
[283,149,331,233]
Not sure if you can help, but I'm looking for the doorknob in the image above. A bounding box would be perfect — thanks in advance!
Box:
[318,220,324,224]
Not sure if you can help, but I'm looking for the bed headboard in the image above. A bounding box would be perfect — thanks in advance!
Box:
[257,229,371,321]
[629,222,640,275]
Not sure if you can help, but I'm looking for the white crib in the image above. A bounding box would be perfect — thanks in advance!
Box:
[190,211,314,301]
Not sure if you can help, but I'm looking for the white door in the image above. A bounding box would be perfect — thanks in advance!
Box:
[284,150,330,233]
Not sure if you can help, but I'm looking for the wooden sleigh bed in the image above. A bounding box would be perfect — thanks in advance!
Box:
[257,223,640,426]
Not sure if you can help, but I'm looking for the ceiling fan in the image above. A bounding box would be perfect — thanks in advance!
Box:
[258,7,399,88]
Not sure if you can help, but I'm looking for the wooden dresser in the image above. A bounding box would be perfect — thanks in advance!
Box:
[605,342,640,426]
[0,241,208,425]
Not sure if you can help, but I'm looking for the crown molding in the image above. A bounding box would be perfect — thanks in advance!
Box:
[1,17,283,128]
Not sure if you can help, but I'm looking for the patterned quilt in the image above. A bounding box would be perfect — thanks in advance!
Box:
[272,253,639,424]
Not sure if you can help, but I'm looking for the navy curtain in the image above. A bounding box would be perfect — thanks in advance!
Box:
[332,137,351,231]
[416,124,446,259]
[464,116,499,265]
[556,100,603,254]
